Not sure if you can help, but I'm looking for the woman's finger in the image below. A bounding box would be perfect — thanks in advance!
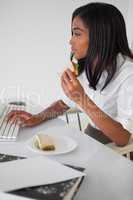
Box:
[65,68,77,83]
[7,111,22,121]
[7,110,19,119]
[61,78,67,92]
[62,72,74,91]
[7,111,32,121]
[61,79,70,96]
[9,115,19,124]
[62,71,71,85]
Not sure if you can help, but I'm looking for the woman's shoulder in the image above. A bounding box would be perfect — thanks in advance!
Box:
[103,57,133,93]
[117,57,133,79]
[122,56,133,68]
[113,58,133,91]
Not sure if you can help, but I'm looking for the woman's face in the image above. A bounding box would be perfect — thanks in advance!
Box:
[70,16,89,60]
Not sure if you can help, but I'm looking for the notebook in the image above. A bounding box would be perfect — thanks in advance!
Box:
[0,153,85,200]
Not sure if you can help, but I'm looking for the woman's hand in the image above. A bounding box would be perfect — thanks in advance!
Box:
[7,100,70,128]
[7,110,40,127]
[61,68,86,105]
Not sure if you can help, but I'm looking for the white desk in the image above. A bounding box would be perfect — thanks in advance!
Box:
[0,118,133,200]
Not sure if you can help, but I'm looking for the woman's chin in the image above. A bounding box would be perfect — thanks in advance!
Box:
[75,55,84,60]
[74,54,80,60]
[73,52,86,60]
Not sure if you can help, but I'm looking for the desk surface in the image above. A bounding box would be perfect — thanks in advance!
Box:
[0,118,133,200]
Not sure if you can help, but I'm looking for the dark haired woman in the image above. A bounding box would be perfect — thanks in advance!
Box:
[8,3,133,146]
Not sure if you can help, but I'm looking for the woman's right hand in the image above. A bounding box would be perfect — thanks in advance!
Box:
[7,110,41,127]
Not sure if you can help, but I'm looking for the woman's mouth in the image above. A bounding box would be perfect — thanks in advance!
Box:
[71,48,76,54]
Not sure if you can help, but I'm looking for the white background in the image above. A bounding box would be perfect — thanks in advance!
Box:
[0,0,132,108]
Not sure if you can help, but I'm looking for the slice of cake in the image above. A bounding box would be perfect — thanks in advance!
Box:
[35,134,55,151]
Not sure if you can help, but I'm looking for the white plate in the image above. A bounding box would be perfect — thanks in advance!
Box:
[27,135,77,155]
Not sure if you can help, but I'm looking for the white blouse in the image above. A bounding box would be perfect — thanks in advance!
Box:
[62,54,133,132]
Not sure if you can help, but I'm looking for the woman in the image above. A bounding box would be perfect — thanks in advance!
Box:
[8,2,133,146]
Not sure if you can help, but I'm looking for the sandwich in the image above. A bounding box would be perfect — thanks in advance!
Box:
[35,134,55,151]
[70,53,79,76]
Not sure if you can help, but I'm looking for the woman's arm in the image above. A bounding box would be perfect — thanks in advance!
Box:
[61,68,131,146]
[8,100,70,127]
[34,100,70,125]
[79,95,131,146]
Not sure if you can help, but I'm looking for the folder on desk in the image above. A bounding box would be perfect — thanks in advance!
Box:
[0,153,85,200]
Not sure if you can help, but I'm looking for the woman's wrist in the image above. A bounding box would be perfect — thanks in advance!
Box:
[21,114,44,127]
[33,100,69,124]
[35,112,47,123]
[77,93,91,109]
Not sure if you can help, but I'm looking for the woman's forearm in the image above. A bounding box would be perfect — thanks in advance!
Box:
[79,94,131,146]
[33,100,70,125]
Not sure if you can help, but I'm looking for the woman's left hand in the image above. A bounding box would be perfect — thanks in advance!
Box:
[61,68,86,105]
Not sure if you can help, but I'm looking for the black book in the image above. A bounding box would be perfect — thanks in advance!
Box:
[0,153,85,200]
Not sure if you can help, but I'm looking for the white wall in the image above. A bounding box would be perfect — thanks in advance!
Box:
[126,0,133,47]
[0,0,131,107]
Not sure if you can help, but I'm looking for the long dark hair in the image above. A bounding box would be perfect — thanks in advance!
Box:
[72,2,133,90]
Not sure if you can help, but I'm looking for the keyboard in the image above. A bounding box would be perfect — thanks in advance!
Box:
[0,104,25,141]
